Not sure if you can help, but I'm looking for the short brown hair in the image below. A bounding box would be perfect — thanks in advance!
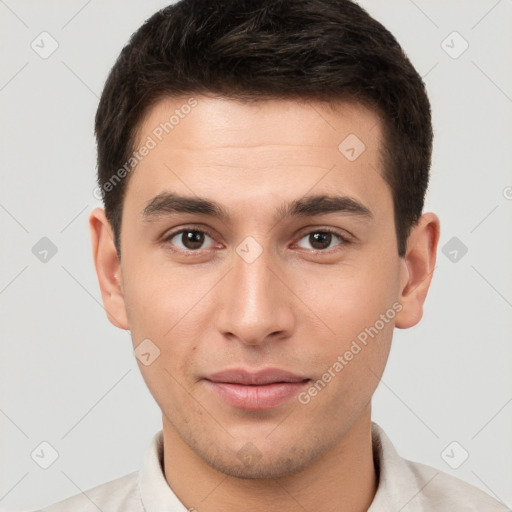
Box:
[95,0,432,258]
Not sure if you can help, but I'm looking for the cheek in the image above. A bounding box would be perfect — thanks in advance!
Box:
[121,258,189,341]
[121,261,208,379]
[289,250,399,404]
[295,258,399,339]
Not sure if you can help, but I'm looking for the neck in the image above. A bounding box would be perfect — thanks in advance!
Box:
[161,406,377,512]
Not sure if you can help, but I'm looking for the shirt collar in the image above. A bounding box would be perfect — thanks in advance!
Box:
[138,422,430,512]
[138,429,188,511]
[368,422,438,511]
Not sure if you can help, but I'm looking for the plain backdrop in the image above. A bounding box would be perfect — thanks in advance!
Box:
[1,1,511,510]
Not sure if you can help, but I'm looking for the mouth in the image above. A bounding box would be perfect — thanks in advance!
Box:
[203,368,311,410]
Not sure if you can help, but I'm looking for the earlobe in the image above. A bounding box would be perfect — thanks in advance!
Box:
[89,207,130,330]
[395,212,440,329]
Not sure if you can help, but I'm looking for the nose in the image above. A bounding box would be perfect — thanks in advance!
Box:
[215,242,296,347]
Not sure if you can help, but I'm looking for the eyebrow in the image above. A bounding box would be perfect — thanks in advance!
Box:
[142,192,373,223]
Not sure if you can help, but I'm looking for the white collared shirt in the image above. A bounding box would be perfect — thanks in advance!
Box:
[38,422,509,511]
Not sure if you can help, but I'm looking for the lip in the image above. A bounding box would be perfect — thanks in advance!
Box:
[203,368,311,410]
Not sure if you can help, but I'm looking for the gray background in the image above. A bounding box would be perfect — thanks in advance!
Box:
[1,0,511,510]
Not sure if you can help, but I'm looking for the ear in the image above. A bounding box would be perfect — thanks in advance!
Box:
[89,207,129,330]
[395,212,440,329]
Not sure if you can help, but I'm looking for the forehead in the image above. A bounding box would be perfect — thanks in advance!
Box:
[135,95,383,154]
[125,95,390,222]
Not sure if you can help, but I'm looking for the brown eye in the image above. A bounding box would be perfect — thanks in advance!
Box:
[296,230,347,251]
[166,230,215,251]
[309,232,332,250]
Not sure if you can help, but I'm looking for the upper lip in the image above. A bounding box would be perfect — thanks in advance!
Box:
[205,368,310,386]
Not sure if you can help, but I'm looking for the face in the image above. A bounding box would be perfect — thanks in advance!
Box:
[93,95,431,479]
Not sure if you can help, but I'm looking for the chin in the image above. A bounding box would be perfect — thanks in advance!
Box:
[205,454,310,480]
[195,437,328,480]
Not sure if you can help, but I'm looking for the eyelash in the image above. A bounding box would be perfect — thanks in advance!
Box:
[162,225,352,255]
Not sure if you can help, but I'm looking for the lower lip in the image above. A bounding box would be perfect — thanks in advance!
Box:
[205,380,310,410]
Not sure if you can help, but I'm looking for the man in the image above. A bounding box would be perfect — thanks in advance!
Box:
[39,0,508,510]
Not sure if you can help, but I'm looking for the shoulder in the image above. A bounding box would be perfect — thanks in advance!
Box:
[370,422,509,511]
[405,459,509,511]
[38,471,141,512]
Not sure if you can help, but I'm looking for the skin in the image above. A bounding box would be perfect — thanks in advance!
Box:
[90,96,440,512]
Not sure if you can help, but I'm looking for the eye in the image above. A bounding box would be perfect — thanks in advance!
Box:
[164,228,216,251]
[296,229,349,251]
